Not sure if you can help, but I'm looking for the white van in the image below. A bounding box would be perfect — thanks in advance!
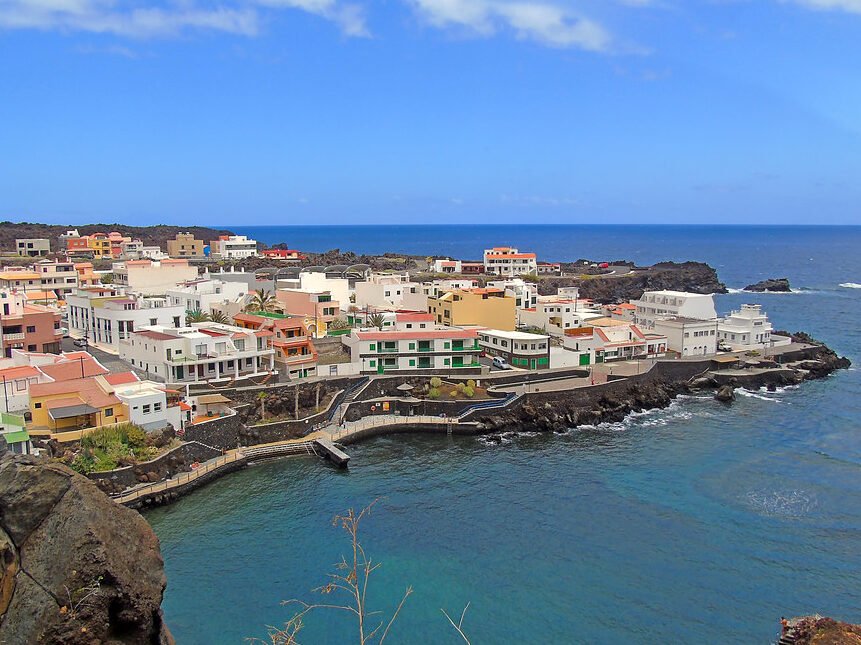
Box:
[492,356,512,370]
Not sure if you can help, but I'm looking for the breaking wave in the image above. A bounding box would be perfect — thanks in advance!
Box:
[839,282,861,289]
[736,389,783,403]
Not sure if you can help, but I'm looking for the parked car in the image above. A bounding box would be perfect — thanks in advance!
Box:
[60,327,69,338]
[492,356,512,370]
[73,338,88,347]
[598,262,610,269]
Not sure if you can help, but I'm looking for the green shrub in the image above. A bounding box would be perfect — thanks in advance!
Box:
[463,386,475,398]
[429,377,442,389]
[428,388,440,400]
[70,452,96,475]
[456,382,466,393]
[449,389,459,398]
[466,379,476,390]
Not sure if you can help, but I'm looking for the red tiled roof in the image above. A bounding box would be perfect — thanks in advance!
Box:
[396,312,434,322]
[135,330,177,341]
[197,328,227,337]
[0,365,40,380]
[31,377,120,408]
[103,372,140,385]
[179,401,192,411]
[356,329,478,341]
[38,357,108,382]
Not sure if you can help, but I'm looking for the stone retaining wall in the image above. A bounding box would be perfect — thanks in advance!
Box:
[127,455,248,510]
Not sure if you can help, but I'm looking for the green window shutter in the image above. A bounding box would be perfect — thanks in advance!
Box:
[409,343,415,350]
[369,360,376,367]
[369,343,376,351]
[409,359,415,366]
[538,357,549,365]
[444,342,450,349]
[444,358,450,365]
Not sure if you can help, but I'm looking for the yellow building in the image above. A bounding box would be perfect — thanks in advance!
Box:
[166,232,205,258]
[87,234,112,258]
[28,375,128,436]
[427,287,517,331]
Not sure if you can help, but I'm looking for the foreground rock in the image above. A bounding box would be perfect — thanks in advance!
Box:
[745,277,791,292]
[0,454,172,644]
[781,615,861,644]
[714,385,735,402]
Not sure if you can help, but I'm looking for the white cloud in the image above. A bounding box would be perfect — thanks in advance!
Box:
[410,0,612,50]
[792,0,861,12]
[0,0,368,37]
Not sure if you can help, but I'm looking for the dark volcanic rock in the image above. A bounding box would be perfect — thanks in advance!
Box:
[0,454,172,645]
[562,261,727,303]
[744,277,791,292]
[714,385,735,402]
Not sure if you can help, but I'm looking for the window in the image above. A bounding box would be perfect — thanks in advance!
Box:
[142,404,151,414]
[26,326,35,333]
[34,402,41,409]
[105,407,113,416]
[150,318,157,326]
[27,345,36,352]
[154,402,162,411]
[443,358,450,366]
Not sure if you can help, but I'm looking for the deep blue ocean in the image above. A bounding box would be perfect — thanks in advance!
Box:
[147,226,861,644]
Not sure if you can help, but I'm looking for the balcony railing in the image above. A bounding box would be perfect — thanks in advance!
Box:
[452,343,480,352]
[2,333,25,341]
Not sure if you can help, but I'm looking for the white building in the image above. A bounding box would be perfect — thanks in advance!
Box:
[113,378,183,431]
[518,295,603,336]
[354,274,427,311]
[112,259,199,296]
[478,329,550,370]
[487,278,538,310]
[342,323,480,374]
[119,322,276,384]
[483,247,538,276]
[562,319,667,365]
[631,290,717,330]
[66,288,186,354]
[432,259,462,274]
[33,260,78,298]
[210,235,258,259]
[717,304,790,350]
[166,278,248,315]
[653,317,718,357]
[421,279,477,299]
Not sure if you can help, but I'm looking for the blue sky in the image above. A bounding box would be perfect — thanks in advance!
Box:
[1,0,860,226]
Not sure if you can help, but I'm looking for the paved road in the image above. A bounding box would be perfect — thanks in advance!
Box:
[60,337,150,378]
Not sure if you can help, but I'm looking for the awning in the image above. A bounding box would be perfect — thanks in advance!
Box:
[48,404,99,420]
[2,430,30,444]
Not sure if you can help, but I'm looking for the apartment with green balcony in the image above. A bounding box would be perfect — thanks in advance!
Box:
[342,325,482,374]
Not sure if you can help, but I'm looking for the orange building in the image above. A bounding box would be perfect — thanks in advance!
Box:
[233,312,318,380]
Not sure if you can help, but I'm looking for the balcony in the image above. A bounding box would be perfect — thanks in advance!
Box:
[2,333,25,341]
[452,342,480,352]
[376,346,399,353]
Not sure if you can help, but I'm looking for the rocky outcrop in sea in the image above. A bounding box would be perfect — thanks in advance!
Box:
[0,454,173,644]
[744,277,791,292]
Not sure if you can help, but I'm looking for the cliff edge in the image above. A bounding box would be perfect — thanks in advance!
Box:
[0,454,173,644]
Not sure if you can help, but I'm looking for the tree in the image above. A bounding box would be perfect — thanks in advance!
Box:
[367,312,385,330]
[329,317,350,331]
[209,310,229,324]
[258,392,268,421]
[247,289,277,313]
[262,501,412,645]
[186,309,210,325]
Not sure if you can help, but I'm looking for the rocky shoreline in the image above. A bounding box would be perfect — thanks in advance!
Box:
[744,277,792,292]
[472,338,850,435]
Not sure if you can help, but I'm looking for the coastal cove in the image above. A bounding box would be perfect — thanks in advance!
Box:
[146,225,861,644]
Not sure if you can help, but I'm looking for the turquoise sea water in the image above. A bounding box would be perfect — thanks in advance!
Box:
[147,226,861,643]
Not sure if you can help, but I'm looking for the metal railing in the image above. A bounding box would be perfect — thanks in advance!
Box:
[456,391,520,419]
[111,451,244,505]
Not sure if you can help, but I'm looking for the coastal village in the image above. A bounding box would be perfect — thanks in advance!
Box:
[0,228,839,500]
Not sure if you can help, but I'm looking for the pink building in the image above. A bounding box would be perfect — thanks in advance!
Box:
[275,289,340,337]
[0,291,62,357]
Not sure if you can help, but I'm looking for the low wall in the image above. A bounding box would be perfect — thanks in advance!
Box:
[182,412,245,451]
[337,422,484,446]
[125,455,248,510]
[88,441,222,494]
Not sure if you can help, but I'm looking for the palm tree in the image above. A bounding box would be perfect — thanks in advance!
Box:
[246,289,277,313]
[258,391,268,421]
[209,310,229,325]
[368,312,386,330]
[185,309,210,325]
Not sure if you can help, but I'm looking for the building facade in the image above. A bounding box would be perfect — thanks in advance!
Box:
[167,233,206,258]
[342,326,481,374]
[652,317,718,356]
[0,291,62,356]
[233,312,318,380]
[275,289,340,337]
[478,329,550,370]
[34,260,78,299]
[112,259,198,296]
[563,320,667,365]
[483,247,538,276]
[16,239,50,257]
[66,288,186,353]
[631,290,717,330]
[119,322,276,384]
[427,288,517,331]
[717,304,789,350]
[210,235,258,259]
